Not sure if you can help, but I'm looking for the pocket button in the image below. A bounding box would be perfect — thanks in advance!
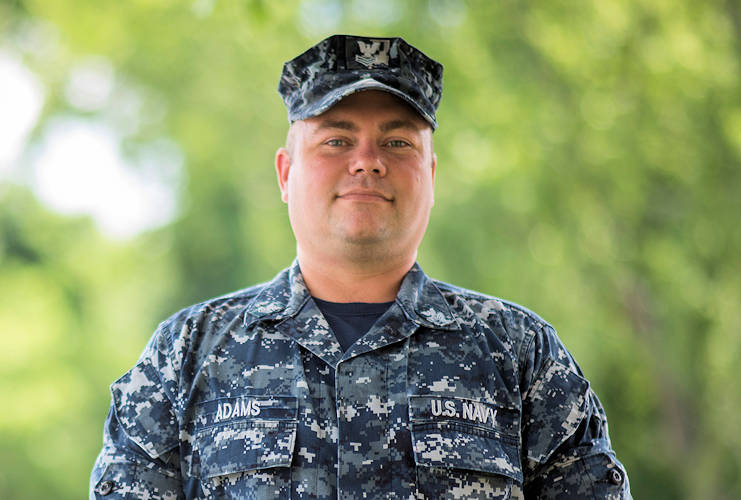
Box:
[98,480,115,495]
[609,469,623,485]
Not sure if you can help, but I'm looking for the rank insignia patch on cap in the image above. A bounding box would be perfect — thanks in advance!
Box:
[347,37,392,69]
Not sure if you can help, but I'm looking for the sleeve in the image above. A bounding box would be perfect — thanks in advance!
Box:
[89,325,185,499]
[520,324,632,499]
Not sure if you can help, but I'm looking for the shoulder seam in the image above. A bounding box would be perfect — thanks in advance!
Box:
[434,280,553,330]
[161,282,269,325]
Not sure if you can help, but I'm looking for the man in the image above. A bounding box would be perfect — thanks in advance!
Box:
[91,35,631,499]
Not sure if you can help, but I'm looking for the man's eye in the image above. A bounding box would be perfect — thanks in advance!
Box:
[386,139,410,148]
[325,139,346,146]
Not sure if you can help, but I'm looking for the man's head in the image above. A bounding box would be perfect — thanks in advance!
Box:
[275,36,443,271]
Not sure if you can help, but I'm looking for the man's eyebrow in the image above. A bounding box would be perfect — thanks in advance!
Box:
[315,118,423,133]
[316,120,358,132]
[379,119,422,133]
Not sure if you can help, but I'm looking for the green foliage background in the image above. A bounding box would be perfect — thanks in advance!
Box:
[2,0,741,498]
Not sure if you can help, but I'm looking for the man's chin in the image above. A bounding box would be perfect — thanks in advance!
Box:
[331,230,396,256]
[335,222,392,242]
[340,233,388,247]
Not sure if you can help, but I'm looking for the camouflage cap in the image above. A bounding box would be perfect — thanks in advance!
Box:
[278,35,443,129]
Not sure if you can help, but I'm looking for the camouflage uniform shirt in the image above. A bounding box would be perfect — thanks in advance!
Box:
[91,261,631,499]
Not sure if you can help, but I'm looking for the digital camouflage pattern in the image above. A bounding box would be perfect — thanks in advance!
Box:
[90,261,631,499]
[278,35,444,129]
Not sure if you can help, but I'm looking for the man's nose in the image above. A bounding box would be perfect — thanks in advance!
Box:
[348,142,387,176]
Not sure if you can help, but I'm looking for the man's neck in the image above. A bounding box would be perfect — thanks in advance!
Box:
[296,250,416,303]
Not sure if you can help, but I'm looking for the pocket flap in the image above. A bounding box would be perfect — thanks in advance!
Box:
[195,419,297,479]
[193,395,298,479]
[110,358,178,460]
[523,357,589,464]
[409,396,522,483]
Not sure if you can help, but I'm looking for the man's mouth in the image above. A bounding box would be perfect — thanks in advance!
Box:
[337,189,392,202]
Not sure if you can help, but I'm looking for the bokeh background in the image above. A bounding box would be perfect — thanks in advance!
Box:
[1,0,740,498]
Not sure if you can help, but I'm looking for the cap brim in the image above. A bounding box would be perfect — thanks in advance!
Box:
[293,77,438,130]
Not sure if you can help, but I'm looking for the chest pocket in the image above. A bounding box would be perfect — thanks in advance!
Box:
[191,395,298,498]
[409,395,522,500]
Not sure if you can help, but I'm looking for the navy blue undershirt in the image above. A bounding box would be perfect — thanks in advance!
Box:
[313,298,394,352]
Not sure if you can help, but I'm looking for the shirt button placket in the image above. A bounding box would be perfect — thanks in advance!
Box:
[336,362,348,496]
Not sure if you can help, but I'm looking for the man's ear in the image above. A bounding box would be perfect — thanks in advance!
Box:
[275,147,291,203]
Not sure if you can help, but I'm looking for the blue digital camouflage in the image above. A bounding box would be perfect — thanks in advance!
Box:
[278,35,443,129]
[90,260,632,499]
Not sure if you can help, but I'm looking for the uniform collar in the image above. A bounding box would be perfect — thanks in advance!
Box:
[394,262,458,330]
[242,259,311,326]
[242,259,458,331]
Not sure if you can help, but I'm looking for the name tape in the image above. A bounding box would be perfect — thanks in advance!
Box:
[430,399,497,426]
[215,398,261,422]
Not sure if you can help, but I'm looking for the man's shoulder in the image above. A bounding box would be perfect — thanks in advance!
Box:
[156,281,271,338]
[432,279,554,339]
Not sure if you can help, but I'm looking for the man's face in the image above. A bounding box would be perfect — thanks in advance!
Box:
[276,90,437,265]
